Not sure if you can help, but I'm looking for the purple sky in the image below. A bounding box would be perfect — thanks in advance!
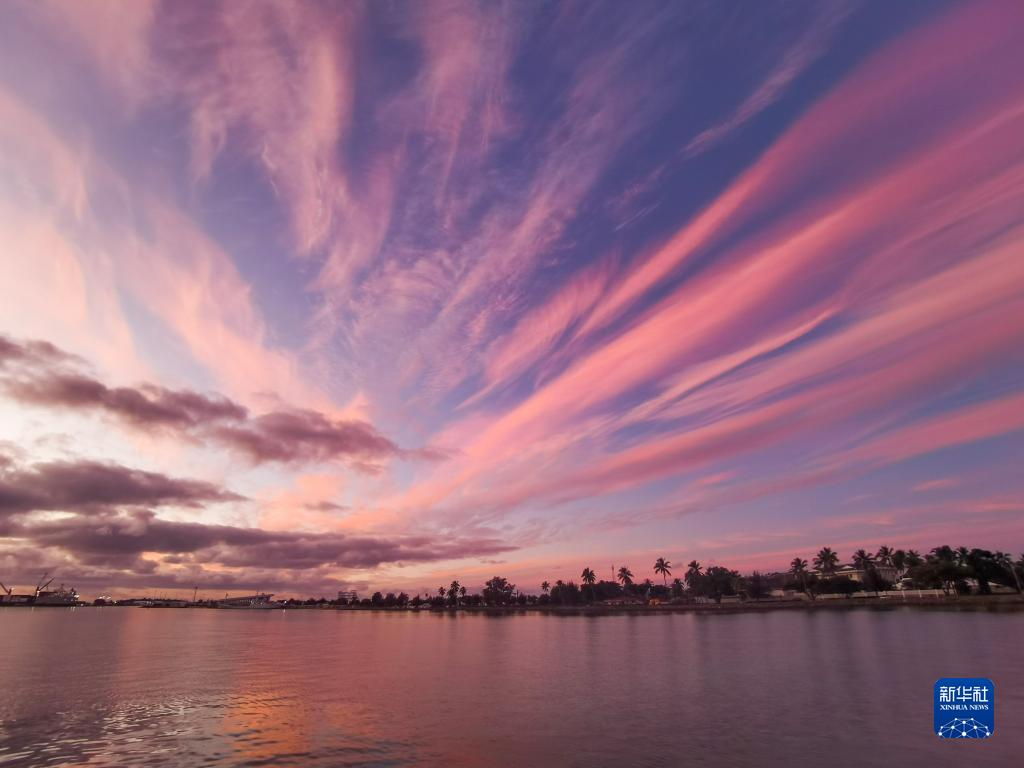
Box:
[2,0,1023,597]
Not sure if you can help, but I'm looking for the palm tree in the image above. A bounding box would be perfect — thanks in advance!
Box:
[852,549,875,572]
[813,547,839,576]
[617,566,634,592]
[891,549,908,578]
[581,568,597,602]
[553,579,565,604]
[541,581,550,595]
[670,577,684,598]
[905,549,924,568]
[789,557,810,595]
[875,546,894,566]
[684,560,702,587]
[654,557,672,586]
[786,561,811,602]
[447,580,461,606]
[964,549,998,594]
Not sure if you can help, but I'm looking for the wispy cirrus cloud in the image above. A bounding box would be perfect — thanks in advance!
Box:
[3,0,1024,594]
[0,81,335,413]
[378,0,1024,533]
[682,2,852,158]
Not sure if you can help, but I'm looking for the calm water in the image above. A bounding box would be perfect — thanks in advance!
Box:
[0,607,1021,766]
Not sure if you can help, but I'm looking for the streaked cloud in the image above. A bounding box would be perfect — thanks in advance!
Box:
[2,0,1023,594]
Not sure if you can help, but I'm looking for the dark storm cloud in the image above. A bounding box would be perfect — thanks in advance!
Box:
[0,543,369,595]
[0,452,515,592]
[0,335,76,367]
[304,500,347,512]
[0,458,242,517]
[3,504,516,594]
[6,372,247,428]
[0,334,414,468]
[210,410,397,464]
[15,509,514,571]
[0,336,479,593]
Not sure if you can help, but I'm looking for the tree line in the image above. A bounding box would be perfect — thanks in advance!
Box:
[304,546,1024,608]
[789,545,1024,597]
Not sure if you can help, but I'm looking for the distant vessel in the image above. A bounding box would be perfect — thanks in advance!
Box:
[34,584,80,605]
[33,573,79,605]
[0,581,34,605]
[0,573,79,606]
[216,593,276,608]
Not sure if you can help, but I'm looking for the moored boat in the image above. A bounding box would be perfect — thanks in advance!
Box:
[216,593,276,608]
[0,573,80,606]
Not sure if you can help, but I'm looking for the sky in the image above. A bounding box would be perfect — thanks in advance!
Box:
[1,0,1023,599]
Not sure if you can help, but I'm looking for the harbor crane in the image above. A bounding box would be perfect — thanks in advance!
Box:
[35,572,54,597]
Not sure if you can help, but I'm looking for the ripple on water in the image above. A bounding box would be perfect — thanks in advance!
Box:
[2,608,1023,767]
[1,692,413,768]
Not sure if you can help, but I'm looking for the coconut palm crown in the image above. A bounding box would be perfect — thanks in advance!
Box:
[617,566,634,588]
[654,557,672,585]
[814,547,839,575]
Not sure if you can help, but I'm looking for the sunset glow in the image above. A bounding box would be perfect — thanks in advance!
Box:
[2,0,1023,598]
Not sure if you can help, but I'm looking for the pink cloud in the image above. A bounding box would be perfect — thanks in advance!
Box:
[23,0,159,110]
[5,0,1024,587]
[464,257,615,404]
[384,1,1024,528]
[166,2,358,255]
[575,0,1024,344]
[912,479,960,493]
[683,3,851,157]
[0,79,342,418]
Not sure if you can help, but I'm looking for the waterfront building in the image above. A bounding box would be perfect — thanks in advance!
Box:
[834,564,900,583]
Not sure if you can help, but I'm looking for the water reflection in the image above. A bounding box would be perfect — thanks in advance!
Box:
[1,607,1022,766]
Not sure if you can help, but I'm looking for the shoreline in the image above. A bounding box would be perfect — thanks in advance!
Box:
[4,594,1023,614]
[350,594,1024,615]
